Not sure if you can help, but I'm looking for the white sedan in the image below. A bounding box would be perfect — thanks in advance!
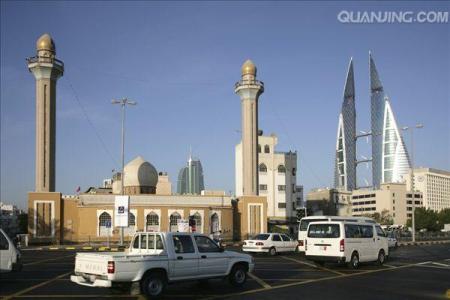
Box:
[242,233,298,256]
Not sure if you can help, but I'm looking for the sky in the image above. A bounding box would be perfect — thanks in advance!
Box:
[1,1,449,209]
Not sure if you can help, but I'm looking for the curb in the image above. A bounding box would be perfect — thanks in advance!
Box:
[22,245,126,252]
[398,240,450,247]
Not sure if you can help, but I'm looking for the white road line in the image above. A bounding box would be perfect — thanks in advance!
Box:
[280,256,345,275]
[431,262,450,267]
[248,272,271,289]
[383,264,397,268]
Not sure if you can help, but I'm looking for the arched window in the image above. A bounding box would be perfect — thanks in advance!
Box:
[259,163,267,173]
[210,213,220,234]
[98,212,112,237]
[264,145,270,153]
[278,164,286,173]
[146,212,159,232]
[258,144,261,153]
[292,167,296,176]
[125,212,136,236]
[169,212,181,232]
[192,212,202,233]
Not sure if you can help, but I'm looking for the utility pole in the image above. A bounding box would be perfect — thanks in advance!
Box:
[112,98,137,245]
[402,124,423,243]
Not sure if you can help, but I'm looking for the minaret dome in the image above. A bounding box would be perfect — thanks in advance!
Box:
[241,59,256,76]
[36,33,55,52]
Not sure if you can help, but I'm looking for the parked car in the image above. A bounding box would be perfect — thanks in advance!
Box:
[305,220,389,269]
[0,228,22,273]
[297,216,376,252]
[386,232,398,248]
[71,232,254,298]
[242,233,298,256]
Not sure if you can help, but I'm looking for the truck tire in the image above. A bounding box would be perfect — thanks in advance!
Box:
[141,272,166,298]
[376,250,386,266]
[348,252,359,269]
[228,264,247,287]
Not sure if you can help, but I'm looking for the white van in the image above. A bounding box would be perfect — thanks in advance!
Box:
[297,216,375,252]
[305,220,388,268]
[0,228,22,272]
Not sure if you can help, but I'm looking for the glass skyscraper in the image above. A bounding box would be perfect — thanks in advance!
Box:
[334,59,356,191]
[370,53,411,188]
[177,155,205,195]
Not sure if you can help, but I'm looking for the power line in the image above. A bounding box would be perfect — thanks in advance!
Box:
[64,77,120,169]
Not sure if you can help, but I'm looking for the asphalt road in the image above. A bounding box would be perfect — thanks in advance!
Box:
[0,244,449,299]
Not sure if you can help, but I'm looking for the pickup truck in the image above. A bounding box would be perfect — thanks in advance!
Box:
[71,232,254,298]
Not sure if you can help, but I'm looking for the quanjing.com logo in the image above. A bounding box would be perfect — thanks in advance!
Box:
[338,11,449,24]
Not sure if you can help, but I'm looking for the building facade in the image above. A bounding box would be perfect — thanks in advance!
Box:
[306,188,352,217]
[236,134,300,224]
[370,53,411,188]
[403,168,450,211]
[351,183,422,225]
[177,156,205,195]
[334,59,357,191]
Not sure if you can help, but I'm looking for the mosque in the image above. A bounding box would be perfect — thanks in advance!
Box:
[27,34,267,244]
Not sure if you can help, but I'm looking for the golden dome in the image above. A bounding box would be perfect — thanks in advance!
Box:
[36,33,55,52]
[241,59,256,76]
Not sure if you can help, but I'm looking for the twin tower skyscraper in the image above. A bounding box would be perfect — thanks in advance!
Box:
[334,53,411,191]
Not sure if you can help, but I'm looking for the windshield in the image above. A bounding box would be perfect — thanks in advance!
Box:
[299,219,327,231]
[252,234,270,240]
[308,224,340,238]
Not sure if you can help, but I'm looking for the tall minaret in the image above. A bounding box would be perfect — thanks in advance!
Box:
[235,60,264,196]
[27,34,64,192]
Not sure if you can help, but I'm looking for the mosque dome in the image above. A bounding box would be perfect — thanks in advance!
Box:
[241,59,256,76]
[36,33,55,52]
[123,156,158,189]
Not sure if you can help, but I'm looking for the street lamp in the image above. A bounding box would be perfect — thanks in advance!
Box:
[112,98,137,245]
[402,123,423,243]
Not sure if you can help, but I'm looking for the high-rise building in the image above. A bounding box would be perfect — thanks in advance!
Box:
[334,59,356,191]
[236,134,301,223]
[370,53,411,188]
[177,155,205,195]
[235,60,264,196]
[403,168,450,211]
[27,34,64,192]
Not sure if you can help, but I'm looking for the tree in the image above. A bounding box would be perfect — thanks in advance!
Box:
[438,208,450,229]
[406,207,440,232]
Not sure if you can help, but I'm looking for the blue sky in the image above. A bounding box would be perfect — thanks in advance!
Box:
[1,1,449,209]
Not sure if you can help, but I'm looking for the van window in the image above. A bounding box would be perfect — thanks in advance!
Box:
[375,226,386,237]
[173,235,195,254]
[0,232,9,250]
[308,224,340,238]
[299,219,327,231]
[345,224,361,238]
[360,225,374,238]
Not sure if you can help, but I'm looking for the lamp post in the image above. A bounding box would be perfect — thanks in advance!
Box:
[112,98,137,245]
[402,124,423,243]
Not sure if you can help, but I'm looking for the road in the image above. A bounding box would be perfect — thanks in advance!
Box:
[0,244,449,299]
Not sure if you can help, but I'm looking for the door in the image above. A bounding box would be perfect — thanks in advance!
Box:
[170,235,199,279]
[271,234,284,252]
[194,235,228,276]
[359,225,376,261]
[281,234,295,251]
[375,225,388,256]
[0,230,11,271]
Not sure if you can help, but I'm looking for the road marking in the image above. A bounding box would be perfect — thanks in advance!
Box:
[416,264,450,270]
[202,261,431,300]
[431,262,450,267]
[24,254,74,266]
[2,271,72,300]
[10,295,138,298]
[281,256,345,275]
[383,264,397,268]
[65,247,76,250]
[49,247,60,250]
[248,272,271,289]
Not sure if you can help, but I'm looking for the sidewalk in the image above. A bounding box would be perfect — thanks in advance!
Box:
[398,240,450,246]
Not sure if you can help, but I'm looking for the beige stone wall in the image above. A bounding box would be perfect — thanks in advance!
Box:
[28,192,62,243]
[235,196,267,240]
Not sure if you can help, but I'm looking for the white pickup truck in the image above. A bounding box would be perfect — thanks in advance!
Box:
[71,232,254,298]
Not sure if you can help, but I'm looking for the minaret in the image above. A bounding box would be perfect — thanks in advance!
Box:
[235,60,264,196]
[27,34,64,192]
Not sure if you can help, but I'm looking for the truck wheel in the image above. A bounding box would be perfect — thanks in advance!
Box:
[228,264,247,287]
[377,250,386,266]
[269,247,277,256]
[141,273,166,298]
[348,252,359,269]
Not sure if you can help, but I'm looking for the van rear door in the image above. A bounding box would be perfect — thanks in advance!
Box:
[307,223,341,256]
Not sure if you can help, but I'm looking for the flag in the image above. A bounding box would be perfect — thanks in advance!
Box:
[76,186,81,193]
